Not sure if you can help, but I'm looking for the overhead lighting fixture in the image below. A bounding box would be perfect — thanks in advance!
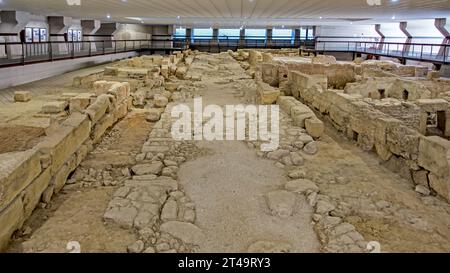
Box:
[66,0,81,5]
[106,14,111,19]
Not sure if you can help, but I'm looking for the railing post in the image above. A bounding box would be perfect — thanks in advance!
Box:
[21,43,25,65]
[103,40,106,55]
[444,45,448,62]
[49,41,53,61]
[420,44,423,60]
[115,41,117,53]
[89,41,92,57]
[71,41,75,58]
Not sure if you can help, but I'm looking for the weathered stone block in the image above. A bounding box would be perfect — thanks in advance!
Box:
[0,149,42,212]
[84,94,110,124]
[0,197,24,251]
[69,93,95,113]
[14,91,32,102]
[37,113,91,174]
[22,168,51,219]
[418,136,450,177]
[42,101,68,114]
[91,114,115,144]
[305,118,324,138]
[429,173,450,202]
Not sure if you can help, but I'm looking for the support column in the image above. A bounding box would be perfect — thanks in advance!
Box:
[294,28,301,47]
[96,23,118,50]
[0,11,31,58]
[48,16,72,55]
[212,28,219,42]
[375,24,385,51]
[81,19,100,53]
[266,28,273,47]
[239,28,245,48]
[186,28,192,47]
[400,21,412,55]
[435,18,450,59]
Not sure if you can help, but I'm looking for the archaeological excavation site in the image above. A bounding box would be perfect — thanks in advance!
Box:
[0,1,450,260]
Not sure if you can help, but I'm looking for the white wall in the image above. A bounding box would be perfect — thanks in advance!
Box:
[0,51,137,89]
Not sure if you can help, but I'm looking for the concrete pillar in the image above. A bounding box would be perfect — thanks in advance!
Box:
[435,18,450,59]
[0,11,31,58]
[239,28,245,47]
[81,19,100,53]
[186,28,192,47]
[375,24,385,51]
[266,28,273,47]
[96,23,118,49]
[48,16,72,55]
[212,28,219,42]
[400,21,412,55]
[294,28,301,47]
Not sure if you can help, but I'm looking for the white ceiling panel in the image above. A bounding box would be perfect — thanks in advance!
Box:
[1,0,449,27]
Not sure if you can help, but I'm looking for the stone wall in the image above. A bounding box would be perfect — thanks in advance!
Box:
[0,81,133,251]
[288,71,450,203]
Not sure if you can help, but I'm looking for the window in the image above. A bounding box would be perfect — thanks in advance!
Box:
[245,29,266,40]
[272,29,293,40]
[218,29,240,39]
[174,27,186,37]
[193,28,213,39]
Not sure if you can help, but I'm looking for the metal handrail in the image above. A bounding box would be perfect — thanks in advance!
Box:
[313,40,450,64]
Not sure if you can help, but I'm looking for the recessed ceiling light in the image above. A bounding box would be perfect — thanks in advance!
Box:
[106,14,111,19]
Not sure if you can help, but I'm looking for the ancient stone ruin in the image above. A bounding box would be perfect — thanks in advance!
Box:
[1,49,450,254]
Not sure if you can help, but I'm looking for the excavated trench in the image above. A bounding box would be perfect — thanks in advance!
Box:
[4,52,450,253]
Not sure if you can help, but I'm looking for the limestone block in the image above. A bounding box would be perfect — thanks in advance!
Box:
[277,96,298,114]
[108,82,130,103]
[427,70,440,80]
[386,123,420,160]
[22,168,51,219]
[415,66,428,77]
[76,144,89,166]
[84,94,110,124]
[375,142,393,161]
[37,113,91,174]
[248,50,263,66]
[146,109,163,122]
[418,136,450,177]
[175,67,187,79]
[261,63,279,87]
[14,91,32,102]
[91,113,115,144]
[165,82,180,92]
[161,65,169,79]
[312,55,337,65]
[114,101,129,121]
[69,93,95,113]
[305,118,324,138]
[42,101,68,114]
[291,105,315,128]
[154,95,169,108]
[428,173,450,202]
[262,53,274,63]
[257,81,280,105]
[416,99,448,113]
[0,197,24,251]
[104,67,119,76]
[53,155,77,193]
[289,71,327,99]
[0,149,42,212]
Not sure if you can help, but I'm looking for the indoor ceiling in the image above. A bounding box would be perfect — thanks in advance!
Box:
[1,0,450,27]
